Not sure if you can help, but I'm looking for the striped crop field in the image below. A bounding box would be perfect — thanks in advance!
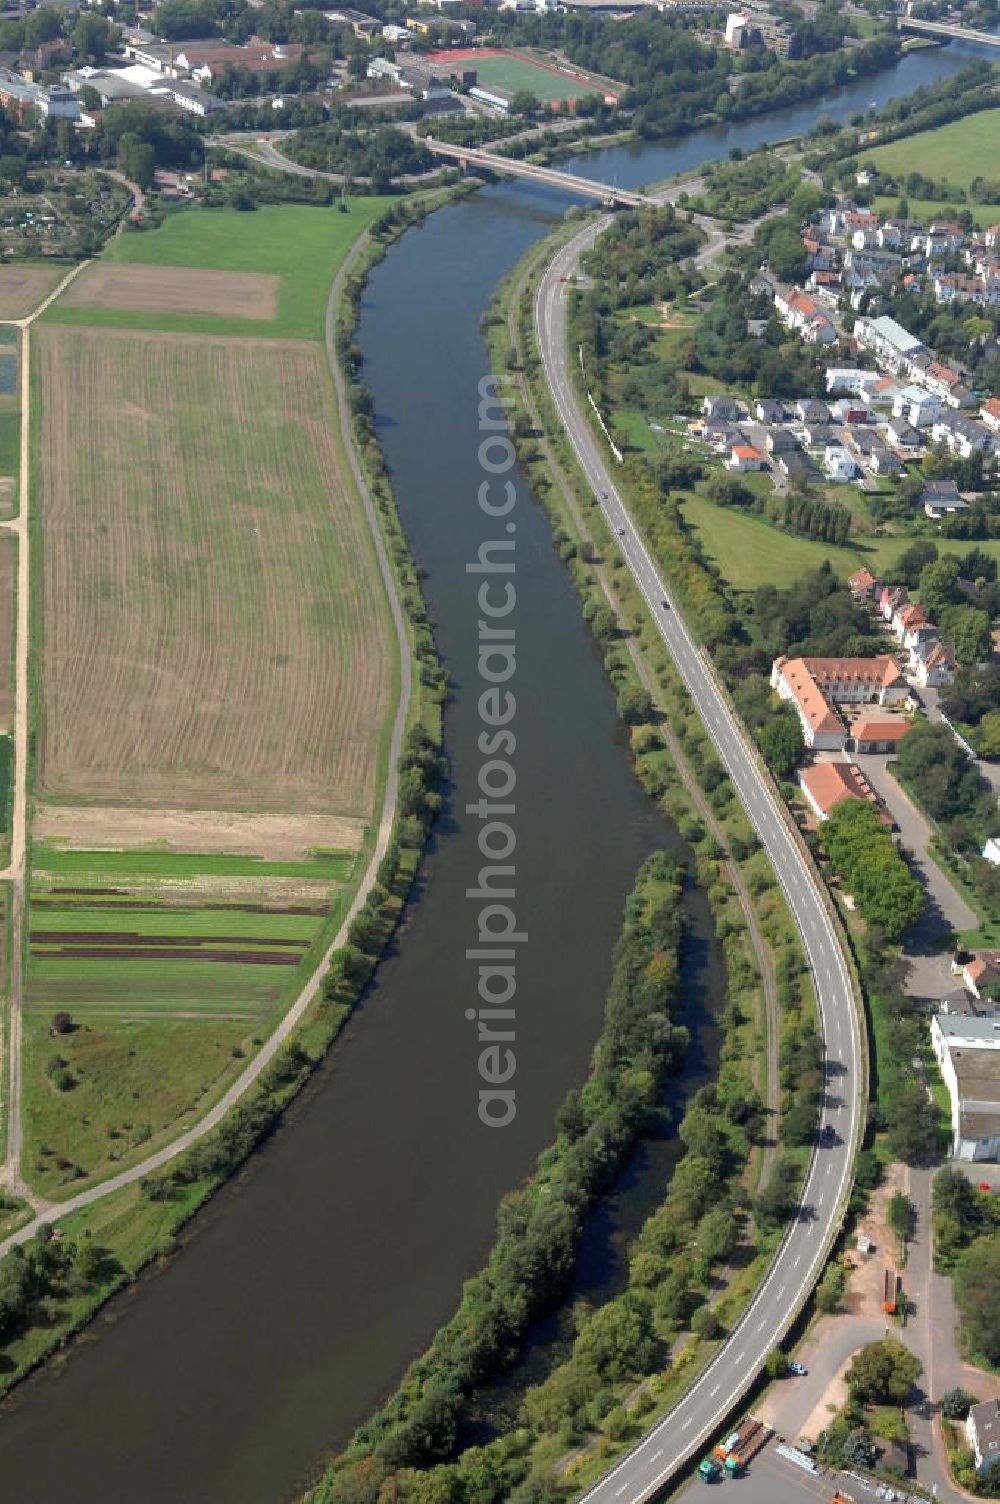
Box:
[26,845,352,1020]
[23,844,350,1191]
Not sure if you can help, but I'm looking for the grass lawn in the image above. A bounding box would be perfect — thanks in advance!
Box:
[872,195,999,230]
[611,407,662,452]
[864,110,1000,196]
[22,1011,253,1197]
[43,200,394,341]
[472,53,600,105]
[679,491,1000,590]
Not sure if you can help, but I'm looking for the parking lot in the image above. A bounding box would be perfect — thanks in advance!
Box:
[675,1437,928,1504]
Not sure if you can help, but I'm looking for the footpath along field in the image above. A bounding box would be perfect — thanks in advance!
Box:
[24,202,399,1196]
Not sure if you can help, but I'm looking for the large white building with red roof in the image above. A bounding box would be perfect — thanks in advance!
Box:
[770,654,908,750]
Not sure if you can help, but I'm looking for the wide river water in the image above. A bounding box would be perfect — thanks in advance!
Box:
[0,35,991,1504]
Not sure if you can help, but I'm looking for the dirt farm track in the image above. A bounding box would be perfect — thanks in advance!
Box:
[34,324,394,820]
[60,263,281,321]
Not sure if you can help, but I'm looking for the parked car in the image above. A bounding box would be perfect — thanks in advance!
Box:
[787,1361,807,1377]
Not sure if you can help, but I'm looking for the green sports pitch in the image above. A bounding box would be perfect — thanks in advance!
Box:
[472,54,602,105]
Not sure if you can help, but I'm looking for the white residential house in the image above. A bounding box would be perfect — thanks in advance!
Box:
[981,397,1000,434]
[892,384,940,428]
[930,1013,1000,1162]
[826,368,876,397]
[727,443,765,473]
[824,445,856,481]
[854,314,925,374]
[967,1400,1000,1476]
[702,393,742,420]
[932,412,995,458]
[913,639,956,687]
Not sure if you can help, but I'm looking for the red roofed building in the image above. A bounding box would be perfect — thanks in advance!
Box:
[893,601,925,643]
[798,760,879,821]
[727,443,765,473]
[771,655,907,750]
[848,566,877,602]
[849,714,913,752]
[982,397,1000,434]
[773,285,837,346]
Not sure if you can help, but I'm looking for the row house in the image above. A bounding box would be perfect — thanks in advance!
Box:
[933,271,1000,308]
[931,410,995,458]
[964,243,1000,279]
[892,600,925,646]
[981,397,1000,433]
[807,269,842,298]
[919,221,965,256]
[877,218,924,250]
[854,314,925,374]
[773,286,837,346]
[911,354,975,409]
[887,416,924,455]
[879,584,909,623]
[843,246,902,283]
[911,636,957,688]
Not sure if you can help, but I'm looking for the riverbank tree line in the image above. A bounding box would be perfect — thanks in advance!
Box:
[306,850,694,1503]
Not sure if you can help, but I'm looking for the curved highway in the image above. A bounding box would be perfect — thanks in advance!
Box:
[535,212,864,1502]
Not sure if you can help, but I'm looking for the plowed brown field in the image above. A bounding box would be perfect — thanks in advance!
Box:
[0,264,62,319]
[60,263,279,320]
[35,325,393,817]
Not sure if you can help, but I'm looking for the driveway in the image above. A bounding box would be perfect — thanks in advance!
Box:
[849,752,978,1001]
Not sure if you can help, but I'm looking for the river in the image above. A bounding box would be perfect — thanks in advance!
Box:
[0,34,990,1504]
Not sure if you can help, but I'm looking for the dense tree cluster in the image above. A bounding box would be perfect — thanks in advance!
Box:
[749,563,882,662]
[0,1228,122,1356]
[845,1339,922,1405]
[284,121,432,185]
[820,801,922,942]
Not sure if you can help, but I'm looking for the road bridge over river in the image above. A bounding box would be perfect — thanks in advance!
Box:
[425,139,645,206]
[898,15,1000,45]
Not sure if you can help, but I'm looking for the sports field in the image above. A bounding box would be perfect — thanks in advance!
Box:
[864,109,1000,194]
[35,324,393,819]
[43,201,393,339]
[431,48,605,105]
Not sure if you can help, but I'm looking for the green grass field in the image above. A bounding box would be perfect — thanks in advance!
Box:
[864,110,1000,196]
[872,195,998,230]
[679,492,1000,590]
[472,53,601,105]
[43,200,394,340]
[23,1011,254,1196]
[33,844,353,883]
